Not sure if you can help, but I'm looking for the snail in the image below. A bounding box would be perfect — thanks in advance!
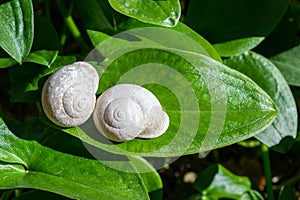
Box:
[93,84,169,142]
[42,61,99,127]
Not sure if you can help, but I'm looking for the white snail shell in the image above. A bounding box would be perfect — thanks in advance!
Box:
[93,84,169,142]
[42,61,99,127]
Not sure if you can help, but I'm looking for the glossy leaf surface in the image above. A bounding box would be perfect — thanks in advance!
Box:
[108,0,181,27]
[270,45,300,86]
[0,0,34,63]
[0,118,149,200]
[193,164,263,200]
[225,52,297,153]
[213,37,264,57]
[60,31,277,157]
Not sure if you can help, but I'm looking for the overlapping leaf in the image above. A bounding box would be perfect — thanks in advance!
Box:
[270,45,300,86]
[0,0,34,63]
[186,0,290,43]
[193,164,264,200]
[108,0,181,27]
[0,117,149,200]
[225,51,297,152]
[54,29,279,157]
[213,37,264,57]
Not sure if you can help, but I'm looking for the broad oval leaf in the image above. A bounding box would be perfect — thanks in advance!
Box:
[193,164,257,200]
[185,0,290,43]
[0,117,149,200]
[60,37,277,157]
[224,51,297,153]
[213,37,265,57]
[270,45,300,86]
[108,0,181,27]
[0,0,34,63]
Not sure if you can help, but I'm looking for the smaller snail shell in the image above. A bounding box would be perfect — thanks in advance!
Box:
[93,84,169,142]
[42,61,99,127]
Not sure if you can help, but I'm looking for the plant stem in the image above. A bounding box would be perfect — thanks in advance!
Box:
[44,0,51,21]
[261,144,274,200]
[56,0,88,51]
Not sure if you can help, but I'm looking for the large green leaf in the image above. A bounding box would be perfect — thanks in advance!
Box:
[9,56,76,103]
[0,0,34,63]
[213,37,264,57]
[270,45,300,86]
[255,3,300,57]
[193,164,263,200]
[90,20,222,62]
[185,0,290,43]
[224,51,297,153]
[8,118,162,199]
[56,31,277,157]
[108,0,181,27]
[0,117,149,200]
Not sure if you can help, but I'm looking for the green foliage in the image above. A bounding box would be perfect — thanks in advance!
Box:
[270,45,300,86]
[185,0,290,43]
[278,185,297,200]
[0,0,34,63]
[108,0,181,27]
[213,37,265,57]
[224,52,298,153]
[0,118,149,200]
[192,164,264,200]
[0,0,299,199]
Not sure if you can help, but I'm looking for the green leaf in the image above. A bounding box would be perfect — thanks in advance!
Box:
[213,37,265,57]
[0,0,34,63]
[63,31,277,157]
[23,50,58,67]
[278,185,297,200]
[130,157,163,199]
[224,52,297,153]
[193,164,252,199]
[270,45,300,86]
[255,3,300,57]
[0,117,149,200]
[185,0,290,43]
[13,190,70,200]
[108,0,181,27]
[0,50,58,68]
[91,20,222,62]
[87,30,110,47]
[0,57,17,68]
[8,56,76,103]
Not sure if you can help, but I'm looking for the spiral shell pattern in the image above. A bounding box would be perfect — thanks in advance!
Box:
[93,84,169,142]
[42,62,99,127]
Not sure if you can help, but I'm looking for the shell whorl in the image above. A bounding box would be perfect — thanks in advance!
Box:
[93,84,169,142]
[42,62,99,127]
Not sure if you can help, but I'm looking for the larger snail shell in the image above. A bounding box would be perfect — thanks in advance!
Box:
[42,62,99,127]
[93,84,169,142]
